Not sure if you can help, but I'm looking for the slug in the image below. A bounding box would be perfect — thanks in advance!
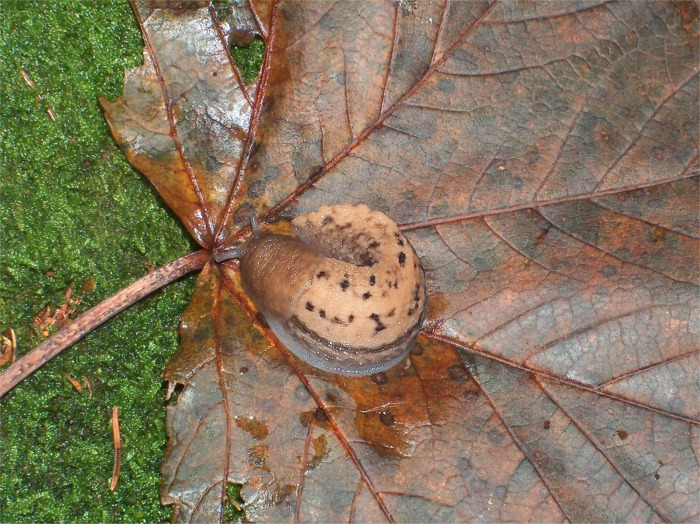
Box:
[216,205,427,376]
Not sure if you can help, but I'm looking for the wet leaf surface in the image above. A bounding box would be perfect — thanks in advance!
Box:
[104,1,698,522]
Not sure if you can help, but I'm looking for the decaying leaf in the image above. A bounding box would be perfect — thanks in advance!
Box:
[0,328,16,367]
[102,0,699,522]
[32,285,84,337]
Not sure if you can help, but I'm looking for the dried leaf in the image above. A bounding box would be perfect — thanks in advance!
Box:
[0,328,16,367]
[106,1,699,522]
[101,0,256,247]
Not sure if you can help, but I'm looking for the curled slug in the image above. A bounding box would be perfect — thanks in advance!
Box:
[216,205,427,376]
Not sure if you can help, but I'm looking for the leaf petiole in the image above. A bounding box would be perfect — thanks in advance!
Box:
[0,250,210,398]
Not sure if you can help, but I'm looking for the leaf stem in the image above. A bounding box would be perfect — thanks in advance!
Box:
[0,249,210,398]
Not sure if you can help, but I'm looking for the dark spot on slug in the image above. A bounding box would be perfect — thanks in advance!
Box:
[321,215,334,225]
[395,232,405,246]
[413,284,422,302]
[387,308,395,317]
[331,316,345,325]
[398,252,406,267]
[359,252,376,266]
[369,275,376,286]
[340,279,350,291]
[393,280,399,289]
[317,271,328,279]
[362,292,372,300]
[369,313,386,333]
[319,309,326,319]
[305,302,314,312]
[369,241,380,249]
[348,315,354,323]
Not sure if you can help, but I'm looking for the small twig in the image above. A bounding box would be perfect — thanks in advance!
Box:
[0,250,210,398]
[110,406,121,491]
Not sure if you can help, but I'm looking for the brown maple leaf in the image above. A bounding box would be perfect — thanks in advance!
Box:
[62,0,700,522]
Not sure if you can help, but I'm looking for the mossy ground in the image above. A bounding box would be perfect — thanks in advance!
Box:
[0,1,261,521]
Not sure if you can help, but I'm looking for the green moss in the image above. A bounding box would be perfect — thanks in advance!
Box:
[230,37,266,83]
[0,1,265,521]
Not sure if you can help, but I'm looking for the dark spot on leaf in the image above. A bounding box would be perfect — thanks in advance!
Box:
[601,264,618,277]
[310,164,324,176]
[315,407,329,428]
[307,434,329,470]
[326,389,340,403]
[487,428,505,445]
[236,416,270,440]
[256,312,269,328]
[437,76,455,94]
[371,372,388,385]
[305,302,314,312]
[246,178,266,199]
[247,444,268,469]
[295,384,311,401]
[299,410,314,427]
[319,309,326,318]
[448,364,468,382]
[379,410,395,426]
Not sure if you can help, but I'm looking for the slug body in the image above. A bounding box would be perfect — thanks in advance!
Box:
[230,205,427,376]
